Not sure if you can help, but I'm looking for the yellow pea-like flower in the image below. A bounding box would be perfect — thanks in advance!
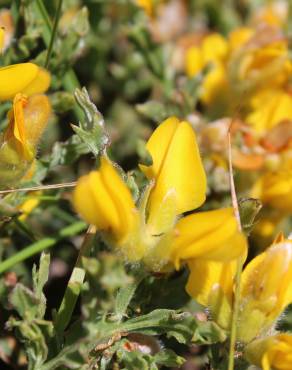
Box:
[237,239,292,342]
[0,93,51,188]
[0,63,51,101]
[245,334,292,370]
[228,27,254,52]
[246,89,292,134]
[186,33,228,78]
[73,117,246,272]
[73,156,143,261]
[186,237,292,340]
[229,35,292,96]
[252,170,292,213]
[185,34,229,105]
[140,117,207,235]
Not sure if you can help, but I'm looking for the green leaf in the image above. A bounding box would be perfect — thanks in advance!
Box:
[192,320,227,344]
[115,274,144,322]
[154,349,185,367]
[73,87,110,157]
[32,253,50,319]
[136,101,181,122]
[33,252,50,299]
[117,350,155,370]
[10,284,39,321]
[49,135,90,167]
[123,309,197,344]
[71,124,107,158]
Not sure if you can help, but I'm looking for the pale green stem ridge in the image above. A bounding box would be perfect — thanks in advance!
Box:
[54,225,96,334]
[33,0,83,121]
[45,0,64,68]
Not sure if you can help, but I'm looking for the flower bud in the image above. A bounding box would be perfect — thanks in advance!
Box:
[0,63,50,101]
[237,240,292,342]
[0,94,51,188]
[245,334,292,370]
[73,156,143,261]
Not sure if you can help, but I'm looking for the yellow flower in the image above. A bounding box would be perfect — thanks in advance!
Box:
[141,118,245,270]
[186,258,236,329]
[186,34,228,77]
[18,192,41,221]
[246,89,292,134]
[228,27,254,52]
[238,239,292,342]
[187,238,292,341]
[171,208,247,269]
[252,170,292,213]
[136,0,153,16]
[229,31,292,95]
[185,34,229,104]
[74,116,246,270]
[140,117,207,234]
[245,334,292,370]
[251,2,288,28]
[73,156,143,261]
[0,63,50,101]
[0,94,51,188]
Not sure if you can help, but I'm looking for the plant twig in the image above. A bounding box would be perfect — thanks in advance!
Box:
[54,225,96,334]
[45,0,63,68]
[227,130,244,370]
[0,221,87,275]
[0,182,77,195]
[33,0,83,121]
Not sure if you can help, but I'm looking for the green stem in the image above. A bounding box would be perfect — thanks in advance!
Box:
[45,0,63,68]
[33,0,83,121]
[0,221,87,275]
[54,225,96,334]
[227,256,244,370]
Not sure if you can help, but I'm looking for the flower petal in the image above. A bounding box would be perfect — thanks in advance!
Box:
[142,118,207,230]
[0,63,38,100]
[171,208,247,268]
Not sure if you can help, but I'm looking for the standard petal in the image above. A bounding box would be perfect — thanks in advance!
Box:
[139,116,180,179]
[146,120,207,228]
[22,67,51,97]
